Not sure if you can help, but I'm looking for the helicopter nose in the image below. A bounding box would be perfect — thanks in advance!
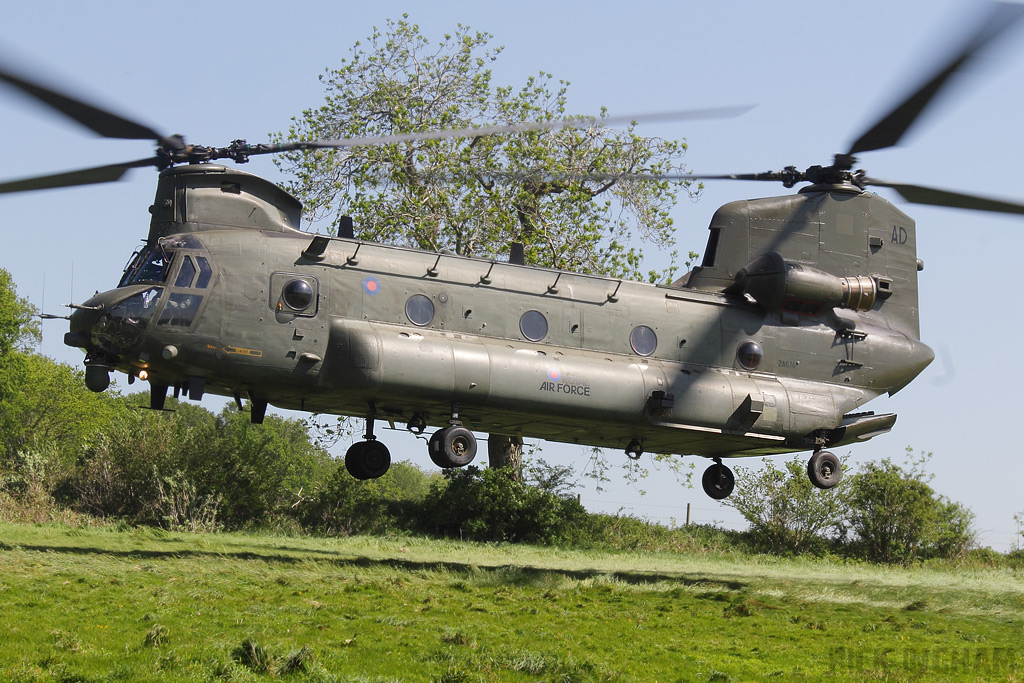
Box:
[63,285,163,364]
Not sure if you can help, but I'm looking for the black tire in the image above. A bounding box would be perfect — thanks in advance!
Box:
[346,440,391,480]
[702,462,735,500]
[807,450,842,489]
[428,426,477,467]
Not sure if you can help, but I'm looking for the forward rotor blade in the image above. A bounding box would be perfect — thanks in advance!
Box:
[283,105,754,150]
[847,2,1024,155]
[0,157,158,194]
[0,62,164,141]
[864,177,1024,215]
[678,171,784,182]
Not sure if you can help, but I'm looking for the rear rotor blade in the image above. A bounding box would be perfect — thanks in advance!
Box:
[535,170,794,184]
[0,157,158,194]
[0,62,165,141]
[847,2,1024,155]
[864,177,1024,215]
[415,168,792,185]
[284,106,754,151]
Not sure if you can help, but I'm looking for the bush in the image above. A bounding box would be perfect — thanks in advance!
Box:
[299,460,435,536]
[52,398,338,529]
[724,456,848,554]
[420,466,588,544]
[194,407,334,527]
[155,471,223,532]
[0,446,89,525]
[847,455,976,563]
[582,514,748,554]
[65,411,179,522]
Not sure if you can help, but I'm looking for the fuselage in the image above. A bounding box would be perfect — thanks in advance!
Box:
[66,164,934,461]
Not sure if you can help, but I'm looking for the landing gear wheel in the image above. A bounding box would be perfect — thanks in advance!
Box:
[702,462,735,500]
[428,426,477,468]
[807,450,842,489]
[345,440,391,480]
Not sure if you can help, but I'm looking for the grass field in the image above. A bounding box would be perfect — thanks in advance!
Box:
[1,523,1021,682]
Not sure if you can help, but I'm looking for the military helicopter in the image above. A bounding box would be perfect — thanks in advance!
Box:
[3,3,1024,501]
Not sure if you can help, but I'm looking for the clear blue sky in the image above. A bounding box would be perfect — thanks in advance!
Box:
[2,0,1022,549]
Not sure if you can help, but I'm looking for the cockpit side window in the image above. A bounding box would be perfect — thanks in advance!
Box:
[157,293,204,328]
[195,256,213,289]
[158,252,213,329]
[174,256,197,288]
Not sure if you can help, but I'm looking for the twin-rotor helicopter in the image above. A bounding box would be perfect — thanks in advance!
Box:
[3,3,1024,500]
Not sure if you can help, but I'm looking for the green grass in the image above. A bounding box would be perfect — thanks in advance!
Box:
[1,523,1022,681]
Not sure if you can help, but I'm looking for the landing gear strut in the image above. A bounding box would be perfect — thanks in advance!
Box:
[701,459,735,500]
[427,404,478,468]
[807,450,842,489]
[406,413,427,435]
[345,415,391,480]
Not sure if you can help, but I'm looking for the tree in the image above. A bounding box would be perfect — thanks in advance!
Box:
[273,19,698,479]
[272,18,696,282]
[0,268,40,458]
[1015,511,1024,553]
[487,434,523,480]
[10,355,120,460]
[0,268,39,354]
[725,456,849,554]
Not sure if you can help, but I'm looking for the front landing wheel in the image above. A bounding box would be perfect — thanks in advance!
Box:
[345,439,391,480]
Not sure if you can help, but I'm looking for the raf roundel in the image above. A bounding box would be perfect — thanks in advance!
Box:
[362,276,381,295]
[547,367,561,382]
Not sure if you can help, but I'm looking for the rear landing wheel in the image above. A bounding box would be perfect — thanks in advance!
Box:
[807,450,842,489]
[427,426,477,468]
[702,462,735,500]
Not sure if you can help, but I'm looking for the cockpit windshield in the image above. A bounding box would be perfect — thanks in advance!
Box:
[119,247,174,287]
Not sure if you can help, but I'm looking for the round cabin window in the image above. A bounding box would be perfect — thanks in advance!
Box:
[630,325,658,356]
[737,340,763,370]
[282,279,314,311]
[519,310,548,341]
[405,294,435,326]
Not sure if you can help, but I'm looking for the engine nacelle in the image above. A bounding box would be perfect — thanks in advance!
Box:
[735,251,878,315]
